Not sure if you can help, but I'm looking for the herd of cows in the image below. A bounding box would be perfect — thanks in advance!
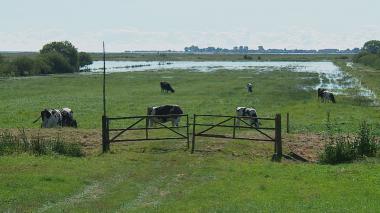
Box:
[34,81,335,129]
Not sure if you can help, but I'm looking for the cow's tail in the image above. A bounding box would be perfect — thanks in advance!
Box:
[331,94,336,103]
[32,115,41,124]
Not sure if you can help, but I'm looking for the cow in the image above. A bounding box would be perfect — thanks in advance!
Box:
[60,107,78,128]
[236,107,259,128]
[33,108,62,128]
[321,91,336,103]
[147,105,183,127]
[160,81,175,93]
[247,83,253,93]
[317,88,327,100]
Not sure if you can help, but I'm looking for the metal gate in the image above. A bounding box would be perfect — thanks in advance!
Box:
[191,114,282,159]
[102,114,190,152]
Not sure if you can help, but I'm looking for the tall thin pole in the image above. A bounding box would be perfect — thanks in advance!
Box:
[102,42,109,152]
[103,41,106,116]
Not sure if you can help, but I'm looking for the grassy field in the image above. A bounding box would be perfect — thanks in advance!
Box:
[1,147,379,212]
[1,64,380,211]
[0,68,379,133]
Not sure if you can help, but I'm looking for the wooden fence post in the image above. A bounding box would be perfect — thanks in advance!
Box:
[232,117,236,139]
[286,112,290,134]
[102,115,110,153]
[327,111,330,123]
[191,114,196,153]
[273,113,282,161]
[186,115,190,149]
[145,116,149,140]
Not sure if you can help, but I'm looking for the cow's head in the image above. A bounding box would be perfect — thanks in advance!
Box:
[71,119,78,128]
[41,109,51,122]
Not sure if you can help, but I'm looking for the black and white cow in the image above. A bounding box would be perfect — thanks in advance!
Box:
[317,88,327,100]
[34,108,62,128]
[160,81,175,93]
[247,83,253,93]
[60,107,78,128]
[147,105,183,127]
[321,91,336,103]
[236,107,259,128]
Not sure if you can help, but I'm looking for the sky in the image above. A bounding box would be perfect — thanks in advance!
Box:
[1,0,380,52]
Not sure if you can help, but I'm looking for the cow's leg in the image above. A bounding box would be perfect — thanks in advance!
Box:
[172,117,180,127]
[149,118,154,127]
[236,117,240,127]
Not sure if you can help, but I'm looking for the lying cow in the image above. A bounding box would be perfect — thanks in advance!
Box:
[160,81,175,93]
[236,107,259,128]
[61,107,78,128]
[33,108,77,128]
[33,108,62,128]
[147,105,183,127]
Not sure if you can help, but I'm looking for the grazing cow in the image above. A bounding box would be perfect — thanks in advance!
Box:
[321,91,336,103]
[317,88,327,100]
[247,83,253,93]
[160,81,175,93]
[236,107,259,128]
[147,105,183,127]
[60,108,78,128]
[34,108,62,128]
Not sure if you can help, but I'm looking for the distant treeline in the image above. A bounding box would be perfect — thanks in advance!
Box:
[184,45,360,54]
[0,41,93,77]
[354,40,380,70]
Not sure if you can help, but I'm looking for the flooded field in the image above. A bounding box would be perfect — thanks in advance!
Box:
[88,61,378,104]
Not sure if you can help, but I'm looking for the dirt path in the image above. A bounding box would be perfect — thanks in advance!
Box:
[1,128,325,161]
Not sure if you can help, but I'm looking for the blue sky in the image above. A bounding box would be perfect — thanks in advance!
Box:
[1,0,379,51]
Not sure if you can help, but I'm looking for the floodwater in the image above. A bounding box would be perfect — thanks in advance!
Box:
[88,61,341,74]
[87,61,377,104]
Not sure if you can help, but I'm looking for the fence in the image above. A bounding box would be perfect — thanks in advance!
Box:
[102,113,282,159]
[191,114,282,159]
[102,114,190,152]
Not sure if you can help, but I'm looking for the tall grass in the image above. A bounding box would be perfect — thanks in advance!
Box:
[0,129,84,157]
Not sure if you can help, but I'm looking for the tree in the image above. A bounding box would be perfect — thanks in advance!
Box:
[12,56,35,76]
[40,41,79,72]
[41,52,74,74]
[33,55,52,74]
[78,52,93,68]
[362,40,380,54]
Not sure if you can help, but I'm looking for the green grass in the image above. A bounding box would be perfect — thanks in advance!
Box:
[1,64,380,211]
[0,145,379,212]
[0,68,379,133]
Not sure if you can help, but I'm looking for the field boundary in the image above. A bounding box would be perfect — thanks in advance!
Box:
[102,113,282,160]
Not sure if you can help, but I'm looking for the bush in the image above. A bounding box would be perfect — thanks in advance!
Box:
[12,56,36,76]
[355,121,378,157]
[320,121,379,164]
[320,135,357,164]
[243,55,252,60]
